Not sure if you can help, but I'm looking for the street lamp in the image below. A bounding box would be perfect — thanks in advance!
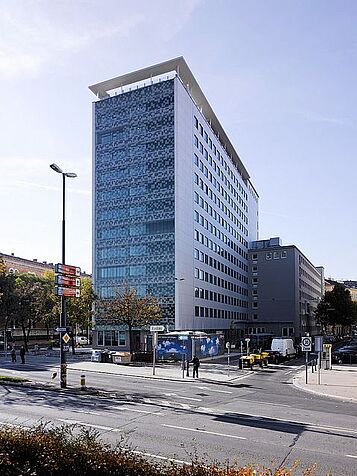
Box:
[50,163,77,388]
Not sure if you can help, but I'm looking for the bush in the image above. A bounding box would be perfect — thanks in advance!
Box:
[0,376,28,383]
[0,424,317,476]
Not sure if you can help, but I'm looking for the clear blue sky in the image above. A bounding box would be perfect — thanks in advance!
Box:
[0,0,356,279]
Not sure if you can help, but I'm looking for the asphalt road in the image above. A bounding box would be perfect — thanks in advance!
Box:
[0,356,356,475]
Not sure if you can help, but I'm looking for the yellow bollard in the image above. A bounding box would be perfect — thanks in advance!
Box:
[80,374,86,391]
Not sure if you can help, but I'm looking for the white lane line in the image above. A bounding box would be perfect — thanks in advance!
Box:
[162,423,246,440]
[131,449,190,465]
[73,410,102,416]
[57,418,120,432]
[346,455,357,459]
[196,386,232,394]
[143,385,176,391]
[106,405,163,415]
[163,393,202,402]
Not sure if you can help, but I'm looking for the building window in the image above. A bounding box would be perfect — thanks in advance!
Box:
[253,314,258,320]
[273,251,280,259]
[266,252,272,260]
[281,250,287,258]
[253,302,258,308]
[252,254,258,260]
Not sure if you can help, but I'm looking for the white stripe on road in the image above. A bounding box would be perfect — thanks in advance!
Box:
[196,386,232,394]
[162,423,246,440]
[57,418,120,432]
[106,405,163,415]
[345,455,357,459]
[143,385,176,391]
[131,449,190,465]
[163,393,202,401]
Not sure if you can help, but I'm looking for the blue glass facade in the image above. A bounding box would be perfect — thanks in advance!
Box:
[94,79,175,325]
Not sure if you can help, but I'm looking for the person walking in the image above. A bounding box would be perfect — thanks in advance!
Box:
[192,355,200,378]
[20,346,26,364]
[11,348,16,363]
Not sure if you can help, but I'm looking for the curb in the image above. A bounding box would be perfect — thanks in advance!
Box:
[291,376,357,404]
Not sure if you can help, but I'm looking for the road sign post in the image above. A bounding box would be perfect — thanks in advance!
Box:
[301,336,312,384]
[150,326,164,376]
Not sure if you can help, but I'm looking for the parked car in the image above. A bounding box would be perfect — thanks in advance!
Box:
[332,344,357,364]
[75,336,89,346]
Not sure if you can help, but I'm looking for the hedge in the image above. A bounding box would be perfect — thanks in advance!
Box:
[0,424,318,476]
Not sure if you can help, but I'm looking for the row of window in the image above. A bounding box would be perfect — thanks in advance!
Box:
[194,248,247,280]
[194,153,248,222]
[194,179,247,247]
[97,219,175,240]
[98,262,174,279]
[194,116,248,201]
[99,283,174,299]
[194,229,248,282]
[97,330,126,347]
[194,286,248,306]
[194,160,248,236]
[194,265,248,290]
[266,251,287,260]
[299,266,322,288]
[194,306,248,320]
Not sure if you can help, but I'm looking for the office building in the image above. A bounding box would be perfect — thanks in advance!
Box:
[89,57,259,347]
[248,237,324,339]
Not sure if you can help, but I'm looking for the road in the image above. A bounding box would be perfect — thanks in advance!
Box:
[0,356,356,475]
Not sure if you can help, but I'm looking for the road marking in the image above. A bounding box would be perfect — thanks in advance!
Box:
[130,449,190,465]
[106,405,163,415]
[345,455,357,459]
[73,410,102,416]
[196,386,232,394]
[162,423,246,440]
[57,418,120,432]
[163,393,202,401]
[143,385,176,391]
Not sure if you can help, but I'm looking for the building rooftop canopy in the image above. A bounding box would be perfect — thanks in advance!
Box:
[89,56,250,182]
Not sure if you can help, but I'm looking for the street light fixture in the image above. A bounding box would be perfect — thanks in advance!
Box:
[50,163,77,388]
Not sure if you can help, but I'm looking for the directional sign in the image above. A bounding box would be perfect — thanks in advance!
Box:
[62,333,70,344]
[56,327,67,333]
[301,336,312,352]
[150,325,165,332]
[55,286,80,298]
[55,275,81,287]
[55,263,81,277]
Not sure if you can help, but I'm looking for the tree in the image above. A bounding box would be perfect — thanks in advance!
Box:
[0,261,17,347]
[66,277,96,333]
[315,283,355,335]
[97,286,161,353]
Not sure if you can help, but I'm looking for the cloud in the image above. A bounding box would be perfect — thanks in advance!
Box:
[296,110,355,128]
[0,1,143,77]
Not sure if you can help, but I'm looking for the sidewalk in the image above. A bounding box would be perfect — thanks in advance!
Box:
[292,364,357,403]
[67,359,249,384]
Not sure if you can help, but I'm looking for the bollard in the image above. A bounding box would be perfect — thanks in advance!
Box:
[80,374,86,391]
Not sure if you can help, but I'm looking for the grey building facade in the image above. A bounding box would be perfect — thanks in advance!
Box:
[248,238,324,340]
[89,57,259,349]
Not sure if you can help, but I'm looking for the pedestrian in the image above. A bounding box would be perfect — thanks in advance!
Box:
[11,348,16,363]
[20,346,26,364]
[192,355,200,378]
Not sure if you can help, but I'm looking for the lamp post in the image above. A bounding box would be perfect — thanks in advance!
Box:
[50,163,77,388]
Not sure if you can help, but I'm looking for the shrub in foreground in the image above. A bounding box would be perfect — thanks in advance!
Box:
[0,424,320,476]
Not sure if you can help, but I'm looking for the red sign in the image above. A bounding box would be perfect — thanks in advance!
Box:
[55,263,81,277]
[55,286,81,298]
[55,275,81,287]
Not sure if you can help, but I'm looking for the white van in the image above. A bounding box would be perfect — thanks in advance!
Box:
[271,338,296,359]
[75,336,88,346]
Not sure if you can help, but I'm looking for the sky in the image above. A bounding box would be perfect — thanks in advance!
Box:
[0,0,356,280]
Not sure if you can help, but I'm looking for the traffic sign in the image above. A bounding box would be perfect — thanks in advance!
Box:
[55,275,81,287]
[56,327,67,333]
[55,286,80,298]
[62,333,70,344]
[245,338,250,342]
[150,325,165,332]
[55,263,81,277]
[314,336,323,352]
[301,336,312,352]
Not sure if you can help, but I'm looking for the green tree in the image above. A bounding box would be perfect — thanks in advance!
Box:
[66,276,96,333]
[0,261,17,346]
[315,283,355,335]
[97,286,161,354]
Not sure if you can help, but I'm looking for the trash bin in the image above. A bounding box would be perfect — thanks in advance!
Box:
[112,352,131,364]
[101,351,109,363]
